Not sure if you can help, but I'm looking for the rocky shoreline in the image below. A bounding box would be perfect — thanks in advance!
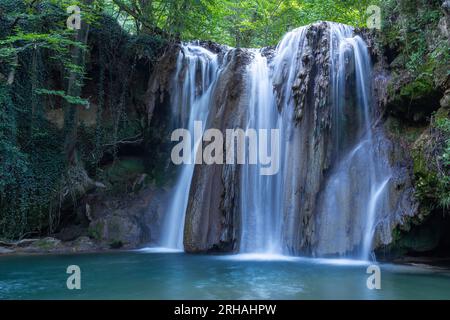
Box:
[0,236,142,256]
[0,182,169,257]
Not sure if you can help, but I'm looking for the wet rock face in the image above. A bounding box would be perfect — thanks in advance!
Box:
[371,129,418,248]
[286,22,334,254]
[83,186,168,248]
[367,43,419,252]
[145,44,181,127]
[293,22,331,124]
[375,1,450,124]
[183,48,252,253]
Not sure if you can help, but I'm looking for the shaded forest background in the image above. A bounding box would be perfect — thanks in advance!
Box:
[0,0,448,241]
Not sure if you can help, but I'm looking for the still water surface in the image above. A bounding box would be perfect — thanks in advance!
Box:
[1,250,449,299]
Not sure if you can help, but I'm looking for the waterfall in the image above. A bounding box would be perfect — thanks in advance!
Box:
[313,24,392,259]
[160,22,393,260]
[240,22,392,259]
[239,50,280,253]
[160,44,221,249]
[238,28,311,255]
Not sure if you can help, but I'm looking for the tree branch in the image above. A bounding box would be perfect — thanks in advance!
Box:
[103,134,143,147]
[112,0,170,37]
[9,0,39,30]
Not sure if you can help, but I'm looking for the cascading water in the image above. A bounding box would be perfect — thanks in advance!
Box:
[313,24,392,259]
[239,50,280,253]
[238,23,392,259]
[160,22,393,260]
[160,44,221,249]
[239,28,310,254]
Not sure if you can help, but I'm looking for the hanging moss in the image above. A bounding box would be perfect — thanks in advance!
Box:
[379,0,449,122]
[0,2,169,240]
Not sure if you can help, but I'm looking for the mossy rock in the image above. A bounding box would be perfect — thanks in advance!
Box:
[384,116,425,144]
[88,215,142,247]
[33,237,62,250]
[102,158,145,183]
[385,212,448,255]
[399,76,435,101]
[109,240,124,249]
[98,157,150,195]
[88,221,104,241]
[411,142,439,216]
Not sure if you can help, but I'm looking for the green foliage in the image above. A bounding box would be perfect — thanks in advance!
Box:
[413,110,450,213]
[111,0,380,47]
[435,116,450,209]
[0,0,168,239]
[97,158,147,195]
[399,75,434,100]
[436,118,450,166]
[35,89,89,105]
[0,1,76,238]
[385,116,425,144]
[88,221,103,240]
[0,87,61,238]
[380,0,448,84]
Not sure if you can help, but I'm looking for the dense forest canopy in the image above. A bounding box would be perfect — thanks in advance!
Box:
[1,1,380,48]
[110,0,379,47]
[0,0,448,242]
